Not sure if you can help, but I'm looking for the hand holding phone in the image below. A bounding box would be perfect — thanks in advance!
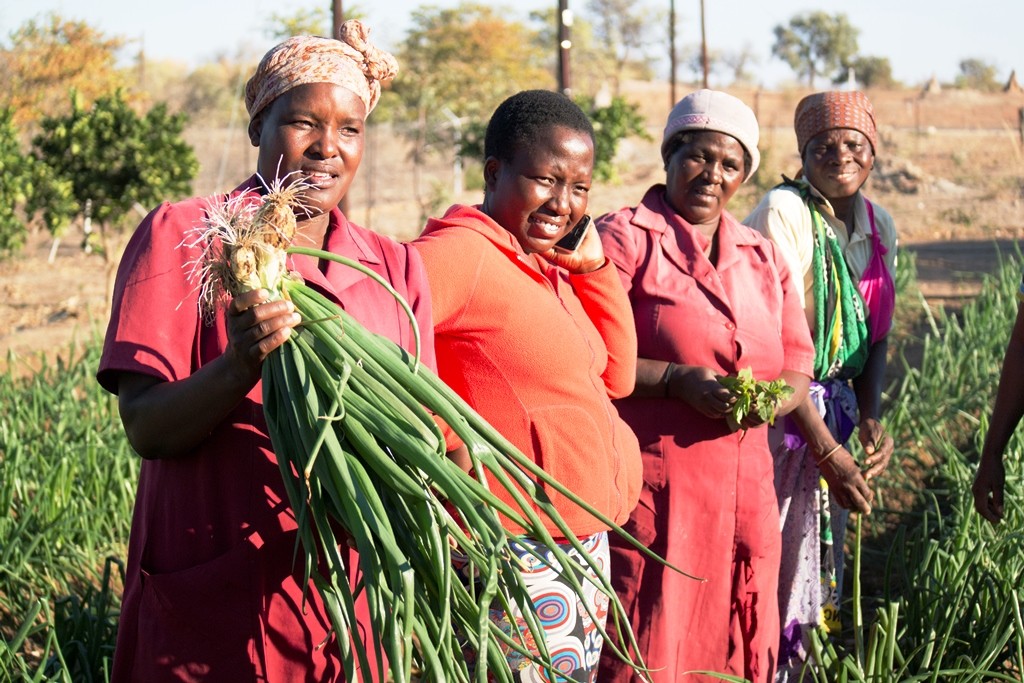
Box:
[554,215,592,253]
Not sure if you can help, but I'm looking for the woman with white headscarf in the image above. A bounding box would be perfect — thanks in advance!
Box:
[595,90,814,683]
[97,22,436,681]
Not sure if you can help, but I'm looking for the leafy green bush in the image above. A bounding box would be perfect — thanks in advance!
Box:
[30,90,198,256]
[0,108,33,255]
[453,95,651,185]
[577,95,651,182]
[0,89,198,259]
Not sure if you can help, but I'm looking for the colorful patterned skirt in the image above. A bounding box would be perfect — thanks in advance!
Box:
[453,531,611,682]
[772,380,858,681]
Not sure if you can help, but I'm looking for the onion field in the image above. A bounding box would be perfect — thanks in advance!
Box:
[2,251,1023,681]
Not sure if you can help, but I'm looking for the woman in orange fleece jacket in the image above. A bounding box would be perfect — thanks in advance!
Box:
[412,89,642,682]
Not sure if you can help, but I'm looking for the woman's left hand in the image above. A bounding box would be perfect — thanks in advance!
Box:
[820,447,874,514]
[737,412,768,431]
[543,219,606,274]
[858,417,894,481]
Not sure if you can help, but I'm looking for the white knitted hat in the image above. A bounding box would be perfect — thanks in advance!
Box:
[662,89,760,180]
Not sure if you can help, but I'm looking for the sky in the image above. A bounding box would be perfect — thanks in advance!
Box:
[1,0,1021,89]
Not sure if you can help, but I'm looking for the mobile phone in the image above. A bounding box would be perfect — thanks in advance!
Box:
[554,215,592,253]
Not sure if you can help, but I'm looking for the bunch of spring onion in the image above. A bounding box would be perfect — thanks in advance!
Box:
[187,179,682,683]
[717,367,794,432]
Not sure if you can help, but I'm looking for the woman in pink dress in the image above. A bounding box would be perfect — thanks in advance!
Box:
[595,89,814,683]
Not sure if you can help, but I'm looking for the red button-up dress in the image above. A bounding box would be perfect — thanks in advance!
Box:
[98,178,437,682]
[595,186,814,683]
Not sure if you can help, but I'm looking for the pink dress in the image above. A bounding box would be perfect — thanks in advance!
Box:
[594,186,814,683]
[98,177,437,682]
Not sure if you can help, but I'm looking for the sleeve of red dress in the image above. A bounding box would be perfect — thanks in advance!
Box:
[97,200,207,395]
[594,209,642,295]
[567,260,638,399]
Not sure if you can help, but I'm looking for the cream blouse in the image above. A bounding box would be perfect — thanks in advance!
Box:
[744,183,898,327]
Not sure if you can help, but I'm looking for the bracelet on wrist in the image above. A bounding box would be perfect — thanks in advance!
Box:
[815,443,842,466]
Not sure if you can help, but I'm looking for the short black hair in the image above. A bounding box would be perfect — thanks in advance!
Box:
[484,89,595,163]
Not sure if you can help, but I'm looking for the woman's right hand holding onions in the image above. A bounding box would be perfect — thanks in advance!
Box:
[224,289,301,382]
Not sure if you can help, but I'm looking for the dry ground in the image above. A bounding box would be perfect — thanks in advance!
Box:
[2,84,1023,370]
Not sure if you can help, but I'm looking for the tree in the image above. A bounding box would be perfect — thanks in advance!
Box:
[836,55,898,88]
[0,13,128,127]
[130,49,253,130]
[681,45,726,85]
[578,95,651,182]
[181,58,251,127]
[265,3,366,40]
[721,44,760,86]
[585,0,660,93]
[678,44,758,88]
[392,3,549,220]
[30,90,198,259]
[396,3,549,122]
[266,6,331,39]
[23,155,76,242]
[771,12,859,87]
[0,108,33,254]
[955,58,1000,92]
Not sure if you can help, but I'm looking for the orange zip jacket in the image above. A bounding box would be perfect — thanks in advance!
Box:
[412,204,642,538]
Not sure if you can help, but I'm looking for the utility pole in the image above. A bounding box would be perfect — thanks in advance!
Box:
[333,0,350,216]
[557,0,573,96]
[669,0,677,107]
[699,0,708,88]
[332,0,344,37]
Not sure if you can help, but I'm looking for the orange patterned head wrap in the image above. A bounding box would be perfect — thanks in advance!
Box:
[244,20,398,123]
[794,90,877,155]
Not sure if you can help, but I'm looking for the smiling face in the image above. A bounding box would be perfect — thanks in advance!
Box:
[249,82,366,221]
[663,130,746,232]
[482,124,594,254]
[801,128,874,203]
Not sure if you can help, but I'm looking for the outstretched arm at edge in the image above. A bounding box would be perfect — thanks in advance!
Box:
[973,302,1024,523]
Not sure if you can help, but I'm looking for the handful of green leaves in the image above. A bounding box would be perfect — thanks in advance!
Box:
[718,367,794,431]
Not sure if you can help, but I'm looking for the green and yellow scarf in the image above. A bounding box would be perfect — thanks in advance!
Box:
[781,177,870,381]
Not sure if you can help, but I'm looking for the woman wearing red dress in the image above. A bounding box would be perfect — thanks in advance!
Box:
[595,90,814,683]
[98,22,427,682]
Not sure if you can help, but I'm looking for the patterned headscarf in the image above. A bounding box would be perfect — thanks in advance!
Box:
[794,91,877,155]
[244,20,398,123]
